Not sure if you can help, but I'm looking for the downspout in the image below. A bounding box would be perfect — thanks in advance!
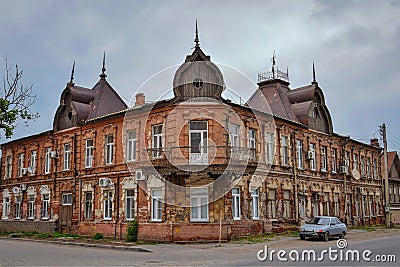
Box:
[291,131,299,224]
[115,173,120,239]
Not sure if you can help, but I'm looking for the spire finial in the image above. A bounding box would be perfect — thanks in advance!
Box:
[271,50,276,79]
[69,61,75,85]
[312,61,316,83]
[194,19,200,48]
[286,66,289,81]
[100,51,107,79]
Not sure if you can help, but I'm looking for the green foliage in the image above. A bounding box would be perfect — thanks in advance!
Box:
[53,232,80,238]
[37,233,51,239]
[92,233,104,240]
[126,218,139,242]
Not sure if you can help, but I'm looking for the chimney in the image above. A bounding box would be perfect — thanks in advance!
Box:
[135,93,145,106]
[370,138,380,147]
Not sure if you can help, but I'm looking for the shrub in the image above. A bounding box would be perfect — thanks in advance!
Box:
[92,233,104,240]
[126,218,139,242]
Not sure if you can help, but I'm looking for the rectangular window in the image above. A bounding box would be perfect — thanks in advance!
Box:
[296,140,304,169]
[229,124,239,147]
[5,156,12,179]
[367,157,371,178]
[321,146,327,172]
[189,121,208,165]
[44,148,51,174]
[283,190,291,219]
[345,151,351,174]
[369,197,373,216]
[15,196,21,219]
[30,150,37,175]
[125,189,135,220]
[347,194,352,218]
[103,191,113,220]
[28,195,35,219]
[85,139,94,168]
[353,153,358,171]
[126,130,137,162]
[373,158,378,179]
[190,187,209,222]
[309,143,316,171]
[232,188,241,220]
[361,156,365,176]
[248,129,256,161]
[334,193,340,217]
[251,188,259,220]
[323,192,330,216]
[2,197,10,219]
[18,153,24,177]
[268,189,276,219]
[363,195,367,217]
[312,193,320,216]
[281,136,289,166]
[41,194,50,219]
[63,143,71,171]
[151,189,162,222]
[331,149,337,173]
[62,193,72,205]
[152,125,163,158]
[299,195,306,218]
[105,135,114,165]
[84,192,92,220]
[265,132,274,164]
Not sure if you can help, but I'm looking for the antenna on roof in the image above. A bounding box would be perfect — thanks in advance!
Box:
[286,66,289,82]
[68,61,75,86]
[194,19,200,48]
[312,61,317,84]
[100,51,107,79]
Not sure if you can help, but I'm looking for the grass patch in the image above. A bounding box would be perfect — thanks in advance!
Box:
[232,230,300,244]
[92,233,104,240]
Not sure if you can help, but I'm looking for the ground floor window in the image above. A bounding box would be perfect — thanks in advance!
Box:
[232,188,241,220]
[15,196,21,219]
[2,197,10,219]
[312,193,320,216]
[323,192,330,216]
[41,194,50,219]
[190,187,209,222]
[299,195,306,218]
[251,188,259,220]
[283,190,291,219]
[334,193,340,217]
[268,189,276,219]
[103,191,113,220]
[346,194,352,218]
[151,189,162,222]
[125,189,135,220]
[28,195,35,219]
[84,192,92,220]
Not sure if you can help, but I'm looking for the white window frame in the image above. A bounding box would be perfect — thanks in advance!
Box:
[229,124,239,147]
[283,190,291,219]
[44,147,51,174]
[41,194,50,219]
[62,193,72,205]
[30,150,37,175]
[84,192,93,220]
[2,197,10,219]
[189,121,208,165]
[361,156,365,176]
[15,196,21,219]
[281,136,289,166]
[321,146,327,172]
[232,188,241,220]
[5,156,12,179]
[151,189,163,222]
[268,189,277,219]
[152,125,163,158]
[299,195,306,218]
[297,140,304,169]
[251,188,259,220]
[103,191,113,220]
[331,149,337,173]
[248,129,256,160]
[265,132,274,164]
[63,143,71,171]
[126,130,137,162]
[105,135,114,165]
[353,153,358,171]
[125,189,135,221]
[28,195,35,219]
[85,139,94,168]
[309,143,316,171]
[367,157,371,178]
[373,158,378,179]
[18,153,24,177]
[190,187,209,222]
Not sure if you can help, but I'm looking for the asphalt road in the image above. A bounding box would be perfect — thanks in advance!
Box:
[0,233,399,266]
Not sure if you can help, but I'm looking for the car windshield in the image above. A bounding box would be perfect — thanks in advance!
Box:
[306,217,330,225]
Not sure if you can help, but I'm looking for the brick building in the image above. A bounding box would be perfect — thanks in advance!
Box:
[387,151,400,225]
[1,29,384,241]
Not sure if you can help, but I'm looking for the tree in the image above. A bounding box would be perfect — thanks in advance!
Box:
[0,59,38,138]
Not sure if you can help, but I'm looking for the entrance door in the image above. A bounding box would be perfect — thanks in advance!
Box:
[60,193,73,228]
[189,121,208,165]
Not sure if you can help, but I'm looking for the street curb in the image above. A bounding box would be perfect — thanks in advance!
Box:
[1,237,152,252]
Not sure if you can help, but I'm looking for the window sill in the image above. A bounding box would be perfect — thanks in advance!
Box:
[151,220,162,223]
[233,218,241,221]
[102,218,112,221]
[190,220,210,223]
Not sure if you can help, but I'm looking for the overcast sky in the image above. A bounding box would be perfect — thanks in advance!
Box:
[1,0,399,151]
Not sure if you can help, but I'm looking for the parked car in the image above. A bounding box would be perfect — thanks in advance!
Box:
[299,216,347,241]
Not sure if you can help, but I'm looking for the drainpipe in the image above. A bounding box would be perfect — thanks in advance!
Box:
[115,174,120,239]
[291,131,299,224]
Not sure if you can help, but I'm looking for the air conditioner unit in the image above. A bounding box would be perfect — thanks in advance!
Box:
[27,166,35,174]
[21,168,27,175]
[99,178,110,187]
[339,166,347,174]
[135,169,145,181]
[12,187,20,194]
[50,151,58,159]
[307,151,314,159]
[20,184,27,191]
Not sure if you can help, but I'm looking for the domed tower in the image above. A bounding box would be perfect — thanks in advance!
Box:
[173,22,225,102]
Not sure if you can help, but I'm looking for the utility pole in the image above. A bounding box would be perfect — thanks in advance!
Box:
[380,123,390,227]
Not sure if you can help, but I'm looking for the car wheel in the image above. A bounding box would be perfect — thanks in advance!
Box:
[300,234,305,240]
[323,232,329,242]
